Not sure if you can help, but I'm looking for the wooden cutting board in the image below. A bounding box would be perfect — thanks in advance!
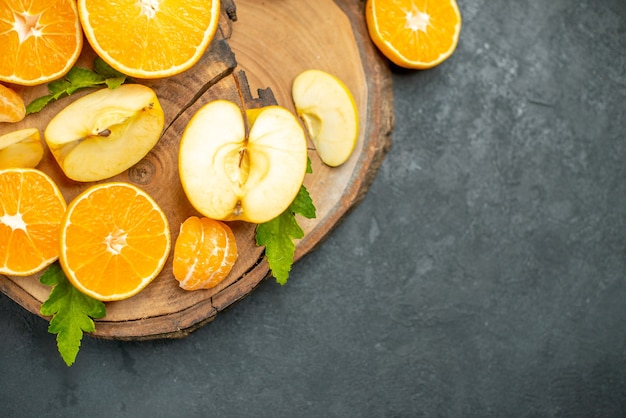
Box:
[0,0,394,340]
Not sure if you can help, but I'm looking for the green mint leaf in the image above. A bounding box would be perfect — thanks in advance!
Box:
[39,262,106,366]
[25,95,55,114]
[25,58,130,114]
[290,185,316,219]
[93,57,127,79]
[256,184,316,285]
[105,76,127,89]
[47,78,72,95]
[64,67,106,94]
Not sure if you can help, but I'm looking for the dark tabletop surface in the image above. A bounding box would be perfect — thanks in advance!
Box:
[2,0,626,416]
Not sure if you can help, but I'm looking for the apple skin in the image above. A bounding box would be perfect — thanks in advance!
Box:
[44,84,164,182]
[0,128,44,169]
[179,100,308,224]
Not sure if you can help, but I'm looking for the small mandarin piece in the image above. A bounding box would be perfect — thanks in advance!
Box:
[0,168,67,276]
[173,216,238,291]
[292,69,359,167]
[0,0,83,86]
[366,0,462,69]
[0,128,44,169]
[78,0,220,78]
[59,182,171,302]
[0,84,26,123]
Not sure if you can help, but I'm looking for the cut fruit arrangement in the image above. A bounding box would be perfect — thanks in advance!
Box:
[0,0,415,365]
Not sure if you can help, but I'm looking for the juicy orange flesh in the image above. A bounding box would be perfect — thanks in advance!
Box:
[0,170,66,274]
[173,216,237,291]
[372,0,460,64]
[63,185,169,297]
[81,0,216,73]
[0,85,26,122]
[0,0,81,83]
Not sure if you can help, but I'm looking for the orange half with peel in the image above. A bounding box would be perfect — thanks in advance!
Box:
[366,0,462,69]
[59,182,171,302]
[0,0,83,86]
[0,168,67,276]
[78,0,221,78]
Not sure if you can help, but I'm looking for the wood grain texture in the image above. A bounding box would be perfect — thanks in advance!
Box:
[0,0,394,340]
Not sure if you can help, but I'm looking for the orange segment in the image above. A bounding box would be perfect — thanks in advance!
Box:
[0,84,26,123]
[0,168,67,276]
[78,0,220,78]
[173,216,238,291]
[59,182,171,301]
[366,0,462,69]
[0,0,83,86]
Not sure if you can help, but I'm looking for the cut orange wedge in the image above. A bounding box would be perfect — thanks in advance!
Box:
[0,0,83,86]
[59,182,171,301]
[78,0,221,79]
[0,168,67,276]
[0,84,26,123]
[366,0,462,69]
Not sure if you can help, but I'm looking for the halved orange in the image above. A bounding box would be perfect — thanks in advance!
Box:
[77,0,221,79]
[0,84,26,123]
[59,182,171,301]
[0,0,83,86]
[0,168,67,276]
[173,216,238,291]
[366,0,462,69]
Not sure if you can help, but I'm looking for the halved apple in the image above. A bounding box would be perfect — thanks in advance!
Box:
[44,84,164,182]
[179,100,308,224]
[0,128,44,169]
[292,69,359,167]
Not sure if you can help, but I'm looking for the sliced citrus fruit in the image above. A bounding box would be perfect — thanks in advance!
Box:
[0,0,83,86]
[77,0,221,79]
[59,182,171,301]
[173,216,238,291]
[366,0,462,69]
[0,84,26,123]
[292,69,359,167]
[0,128,44,169]
[0,168,67,276]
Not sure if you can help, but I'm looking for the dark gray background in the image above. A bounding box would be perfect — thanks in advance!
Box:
[2,0,625,416]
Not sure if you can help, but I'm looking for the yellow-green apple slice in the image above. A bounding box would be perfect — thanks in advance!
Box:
[179,100,308,224]
[44,84,164,182]
[292,69,358,167]
[0,128,44,169]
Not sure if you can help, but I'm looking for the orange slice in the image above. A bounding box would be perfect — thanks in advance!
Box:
[0,168,67,276]
[77,0,221,79]
[0,84,26,123]
[173,216,238,291]
[59,182,171,301]
[0,0,83,86]
[366,0,462,69]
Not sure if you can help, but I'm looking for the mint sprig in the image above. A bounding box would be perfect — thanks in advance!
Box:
[39,262,106,366]
[26,57,130,115]
[256,160,316,284]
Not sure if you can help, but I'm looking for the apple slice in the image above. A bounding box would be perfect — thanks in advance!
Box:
[0,128,44,169]
[179,100,308,224]
[44,84,164,182]
[292,69,359,167]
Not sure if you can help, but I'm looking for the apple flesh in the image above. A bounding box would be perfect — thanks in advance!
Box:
[0,128,44,169]
[179,100,308,224]
[44,84,164,182]
[292,69,359,167]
